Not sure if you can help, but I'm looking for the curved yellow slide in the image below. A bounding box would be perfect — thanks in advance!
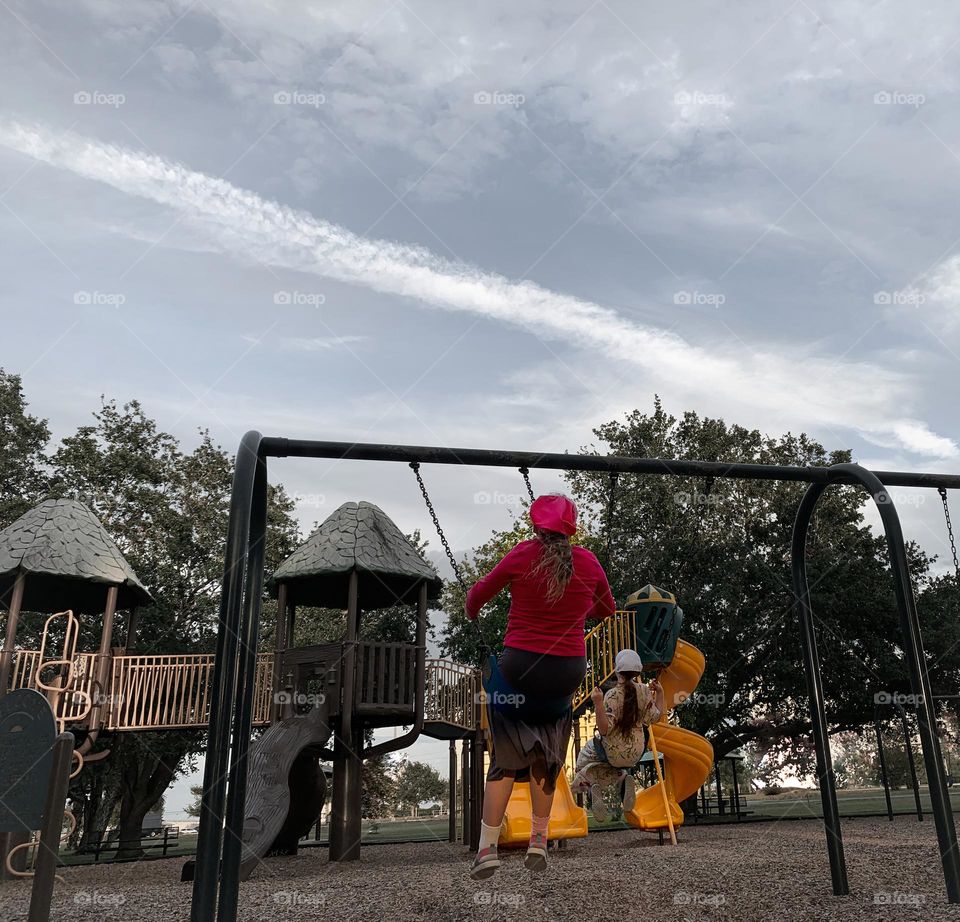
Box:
[499,771,588,845]
[624,639,714,830]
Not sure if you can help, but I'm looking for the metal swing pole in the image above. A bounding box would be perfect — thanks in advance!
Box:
[792,463,960,903]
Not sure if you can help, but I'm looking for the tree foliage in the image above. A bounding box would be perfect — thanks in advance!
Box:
[0,369,50,527]
[439,399,954,775]
[393,759,444,816]
[29,395,300,853]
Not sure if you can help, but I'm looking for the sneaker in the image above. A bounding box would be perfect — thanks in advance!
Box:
[622,773,637,812]
[524,833,548,872]
[590,783,608,823]
[470,846,500,880]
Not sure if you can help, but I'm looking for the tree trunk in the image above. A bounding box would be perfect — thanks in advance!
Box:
[78,774,122,849]
[115,747,181,858]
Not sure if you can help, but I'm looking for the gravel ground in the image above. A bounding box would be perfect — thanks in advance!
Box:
[3,816,960,921]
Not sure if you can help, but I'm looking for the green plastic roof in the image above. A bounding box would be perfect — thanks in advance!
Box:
[271,501,442,609]
[0,499,152,613]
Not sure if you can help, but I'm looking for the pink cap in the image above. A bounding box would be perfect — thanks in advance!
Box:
[529,494,577,536]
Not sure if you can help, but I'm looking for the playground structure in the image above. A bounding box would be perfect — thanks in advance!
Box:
[2,437,960,921]
[0,493,713,887]
[187,433,960,922]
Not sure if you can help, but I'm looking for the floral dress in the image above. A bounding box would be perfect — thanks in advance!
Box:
[572,682,661,789]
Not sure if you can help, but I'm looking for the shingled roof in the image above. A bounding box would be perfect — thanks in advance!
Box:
[0,499,153,613]
[271,501,442,609]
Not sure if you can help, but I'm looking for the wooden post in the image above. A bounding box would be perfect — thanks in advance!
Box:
[28,732,74,922]
[88,586,118,733]
[0,572,26,698]
[271,583,288,723]
[460,738,470,846]
[329,571,362,861]
[448,741,457,843]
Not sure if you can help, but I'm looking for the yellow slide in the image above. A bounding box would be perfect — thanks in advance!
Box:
[624,639,714,830]
[499,771,588,845]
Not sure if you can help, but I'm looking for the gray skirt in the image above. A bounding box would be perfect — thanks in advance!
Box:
[485,647,584,791]
[486,706,574,791]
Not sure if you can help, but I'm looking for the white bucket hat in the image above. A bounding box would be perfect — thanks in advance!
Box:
[614,649,644,674]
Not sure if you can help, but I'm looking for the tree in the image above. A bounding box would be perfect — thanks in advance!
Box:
[393,760,444,817]
[185,784,204,818]
[50,399,299,856]
[361,754,397,818]
[0,368,50,527]
[439,399,948,776]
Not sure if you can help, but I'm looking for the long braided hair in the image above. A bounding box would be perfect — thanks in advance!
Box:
[530,527,574,602]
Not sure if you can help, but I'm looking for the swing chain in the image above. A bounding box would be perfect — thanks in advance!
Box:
[518,466,535,503]
[939,487,960,580]
[409,462,468,590]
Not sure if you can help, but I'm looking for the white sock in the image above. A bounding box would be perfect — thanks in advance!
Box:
[479,820,501,852]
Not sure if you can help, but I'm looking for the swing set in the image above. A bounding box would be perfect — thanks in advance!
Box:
[191,432,960,922]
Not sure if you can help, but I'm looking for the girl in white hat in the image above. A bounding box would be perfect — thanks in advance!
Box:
[572,648,663,821]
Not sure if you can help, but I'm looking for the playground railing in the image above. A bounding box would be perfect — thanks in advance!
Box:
[107,653,274,730]
[9,649,99,724]
[574,609,635,712]
[424,658,479,730]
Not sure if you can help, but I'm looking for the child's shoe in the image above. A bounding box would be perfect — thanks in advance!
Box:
[621,773,637,812]
[524,833,548,872]
[590,783,608,822]
[470,846,500,880]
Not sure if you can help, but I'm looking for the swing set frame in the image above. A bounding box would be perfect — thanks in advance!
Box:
[191,432,960,922]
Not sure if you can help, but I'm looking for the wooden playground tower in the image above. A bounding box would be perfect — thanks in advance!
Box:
[0,497,486,872]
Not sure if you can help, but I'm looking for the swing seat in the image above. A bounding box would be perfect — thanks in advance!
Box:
[482,655,572,722]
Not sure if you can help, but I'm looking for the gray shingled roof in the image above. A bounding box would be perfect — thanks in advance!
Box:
[0,499,152,613]
[271,501,442,609]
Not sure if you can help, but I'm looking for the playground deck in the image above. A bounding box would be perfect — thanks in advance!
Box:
[3,815,958,921]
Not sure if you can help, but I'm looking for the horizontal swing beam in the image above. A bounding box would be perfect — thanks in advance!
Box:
[261,437,960,489]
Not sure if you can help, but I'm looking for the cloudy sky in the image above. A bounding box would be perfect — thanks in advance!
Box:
[4,1,960,810]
